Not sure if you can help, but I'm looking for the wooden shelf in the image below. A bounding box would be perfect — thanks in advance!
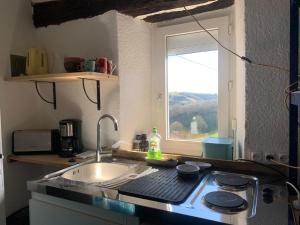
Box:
[4,72,118,110]
[5,72,118,82]
[8,154,90,168]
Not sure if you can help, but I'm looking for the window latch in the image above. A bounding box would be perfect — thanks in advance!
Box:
[157,93,163,101]
[228,80,234,91]
[228,24,233,35]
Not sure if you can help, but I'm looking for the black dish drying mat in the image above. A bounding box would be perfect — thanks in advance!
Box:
[118,167,204,204]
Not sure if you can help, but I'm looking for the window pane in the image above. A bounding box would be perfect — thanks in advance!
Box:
[167,31,218,141]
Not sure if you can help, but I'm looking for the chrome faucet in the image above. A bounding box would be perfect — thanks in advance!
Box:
[96,114,119,162]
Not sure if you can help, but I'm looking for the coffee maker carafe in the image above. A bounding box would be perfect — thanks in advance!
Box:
[59,119,82,157]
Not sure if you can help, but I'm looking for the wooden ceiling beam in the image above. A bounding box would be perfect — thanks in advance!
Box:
[32,0,234,27]
[143,0,234,22]
[33,0,114,27]
[117,0,213,17]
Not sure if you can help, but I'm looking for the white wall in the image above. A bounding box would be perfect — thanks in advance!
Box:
[0,0,54,217]
[243,0,289,158]
[34,11,153,151]
[234,0,246,158]
[35,11,120,150]
[116,14,152,150]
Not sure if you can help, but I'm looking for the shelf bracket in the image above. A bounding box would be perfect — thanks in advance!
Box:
[81,79,101,111]
[34,81,57,110]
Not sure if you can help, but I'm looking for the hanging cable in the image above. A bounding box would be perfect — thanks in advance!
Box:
[284,82,299,94]
[82,79,97,104]
[178,55,217,71]
[183,6,290,73]
[237,159,288,179]
[286,181,300,196]
[286,181,300,210]
[270,159,300,169]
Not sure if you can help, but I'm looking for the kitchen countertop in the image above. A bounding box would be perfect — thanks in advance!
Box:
[8,154,87,167]
[27,157,294,225]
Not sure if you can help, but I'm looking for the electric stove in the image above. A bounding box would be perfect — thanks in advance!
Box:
[183,171,259,219]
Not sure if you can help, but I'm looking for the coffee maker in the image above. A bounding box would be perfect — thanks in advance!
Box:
[59,119,83,157]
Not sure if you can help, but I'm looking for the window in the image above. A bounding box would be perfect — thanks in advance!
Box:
[152,17,231,155]
[167,31,219,141]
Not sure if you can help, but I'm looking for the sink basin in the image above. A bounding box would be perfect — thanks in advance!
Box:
[61,162,133,183]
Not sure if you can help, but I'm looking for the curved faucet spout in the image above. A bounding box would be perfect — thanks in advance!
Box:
[96,114,119,162]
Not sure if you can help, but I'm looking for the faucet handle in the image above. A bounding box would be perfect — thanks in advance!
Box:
[101,145,108,151]
[101,150,112,154]
[100,146,112,154]
[98,152,112,162]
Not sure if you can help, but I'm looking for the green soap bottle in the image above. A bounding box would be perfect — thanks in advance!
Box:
[147,128,162,160]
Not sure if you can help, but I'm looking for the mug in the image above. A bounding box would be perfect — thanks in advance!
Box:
[107,60,117,74]
[84,59,96,72]
[64,57,84,72]
[97,57,107,73]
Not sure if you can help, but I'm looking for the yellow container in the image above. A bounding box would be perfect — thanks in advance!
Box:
[25,48,49,75]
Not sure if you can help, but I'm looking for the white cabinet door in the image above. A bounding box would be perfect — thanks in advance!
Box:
[30,193,140,225]
[30,199,123,225]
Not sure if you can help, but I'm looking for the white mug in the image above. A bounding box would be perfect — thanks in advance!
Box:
[107,60,116,74]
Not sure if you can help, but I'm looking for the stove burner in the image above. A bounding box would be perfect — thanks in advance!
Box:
[216,174,250,189]
[204,191,248,213]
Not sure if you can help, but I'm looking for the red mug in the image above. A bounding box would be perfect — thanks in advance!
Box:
[97,57,107,73]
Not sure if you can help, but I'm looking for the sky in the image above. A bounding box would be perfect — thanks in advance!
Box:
[167,51,218,94]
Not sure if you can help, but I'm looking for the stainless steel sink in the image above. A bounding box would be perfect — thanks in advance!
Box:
[61,162,134,183]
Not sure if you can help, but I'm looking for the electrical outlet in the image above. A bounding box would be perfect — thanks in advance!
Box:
[278,153,289,163]
[264,153,277,163]
[250,152,263,161]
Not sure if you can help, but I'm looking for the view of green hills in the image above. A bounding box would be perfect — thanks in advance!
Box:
[169,92,218,140]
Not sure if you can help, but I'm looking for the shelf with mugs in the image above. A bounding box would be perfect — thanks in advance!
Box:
[4,72,118,82]
[7,53,118,82]
[8,50,118,110]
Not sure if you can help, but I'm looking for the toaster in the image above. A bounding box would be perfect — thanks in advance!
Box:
[12,129,60,155]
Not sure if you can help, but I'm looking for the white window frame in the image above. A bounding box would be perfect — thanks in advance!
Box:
[152,16,231,156]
